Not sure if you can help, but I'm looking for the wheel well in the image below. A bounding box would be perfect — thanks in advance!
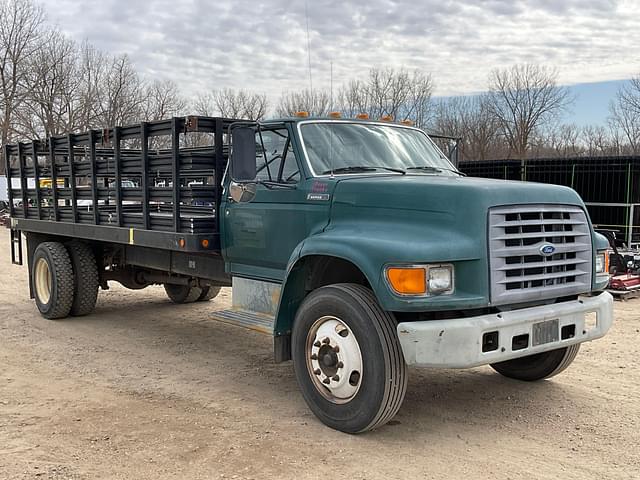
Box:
[273,255,371,363]
[304,255,371,291]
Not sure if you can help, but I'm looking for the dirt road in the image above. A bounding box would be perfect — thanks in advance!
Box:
[1,229,639,479]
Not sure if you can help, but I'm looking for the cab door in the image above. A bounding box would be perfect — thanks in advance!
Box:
[222,124,329,282]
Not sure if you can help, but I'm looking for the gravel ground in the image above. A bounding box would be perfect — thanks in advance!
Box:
[1,228,639,479]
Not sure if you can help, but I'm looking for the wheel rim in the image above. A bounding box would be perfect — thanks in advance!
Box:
[305,315,363,404]
[34,257,52,305]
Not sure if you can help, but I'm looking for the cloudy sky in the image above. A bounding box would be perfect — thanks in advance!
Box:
[41,0,639,123]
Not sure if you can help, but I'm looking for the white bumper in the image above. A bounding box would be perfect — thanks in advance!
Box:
[396,292,614,368]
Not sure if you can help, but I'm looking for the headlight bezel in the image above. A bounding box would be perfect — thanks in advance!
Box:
[385,263,455,297]
[595,250,610,275]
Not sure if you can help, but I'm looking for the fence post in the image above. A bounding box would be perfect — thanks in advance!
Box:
[628,204,635,248]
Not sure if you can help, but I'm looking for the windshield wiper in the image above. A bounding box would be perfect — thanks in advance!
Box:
[258,180,296,190]
[407,166,465,176]
[322,166,406,175]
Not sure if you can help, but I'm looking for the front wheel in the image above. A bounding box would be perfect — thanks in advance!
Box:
[490,344,581,381]
[292,284,407,433]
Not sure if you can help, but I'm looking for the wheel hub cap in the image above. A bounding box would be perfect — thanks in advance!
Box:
[306,316,363,403]
[34,257,52,305]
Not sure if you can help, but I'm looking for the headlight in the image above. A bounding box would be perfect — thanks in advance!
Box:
[385,264,454,296]
[428,265,454,293]
[595,251,609,274]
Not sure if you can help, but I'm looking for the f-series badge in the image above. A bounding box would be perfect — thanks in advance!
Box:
[307,193,330,201]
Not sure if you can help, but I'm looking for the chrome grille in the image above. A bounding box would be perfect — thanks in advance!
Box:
[489,205,592,305]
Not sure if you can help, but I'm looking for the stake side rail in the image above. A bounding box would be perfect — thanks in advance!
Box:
[4,115,241,254]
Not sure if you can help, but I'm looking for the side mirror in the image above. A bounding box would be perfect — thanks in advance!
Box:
[229,181,257,203]
[231,127,257,182]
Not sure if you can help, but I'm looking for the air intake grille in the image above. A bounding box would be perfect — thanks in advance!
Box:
[489,205,592,305]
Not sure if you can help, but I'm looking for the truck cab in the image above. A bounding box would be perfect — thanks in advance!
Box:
[223,115,613,432]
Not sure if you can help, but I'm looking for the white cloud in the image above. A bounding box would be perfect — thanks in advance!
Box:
[41,0,640,103]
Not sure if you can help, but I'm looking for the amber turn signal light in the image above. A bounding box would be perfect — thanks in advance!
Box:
[386,267,427,295]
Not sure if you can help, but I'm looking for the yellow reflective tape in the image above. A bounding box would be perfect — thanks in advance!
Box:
[129,228,134,245]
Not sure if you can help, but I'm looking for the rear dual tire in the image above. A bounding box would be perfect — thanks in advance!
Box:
[33,242,75,319]
[66,241,99,316]
[163,284,221,304]
[32,241,99,319]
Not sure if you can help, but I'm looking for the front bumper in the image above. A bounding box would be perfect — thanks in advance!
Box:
[396,292,613,368]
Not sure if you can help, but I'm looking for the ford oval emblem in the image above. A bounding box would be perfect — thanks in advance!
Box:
[540,244,556,256]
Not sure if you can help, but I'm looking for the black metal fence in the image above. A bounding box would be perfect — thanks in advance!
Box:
[459,156,640,246]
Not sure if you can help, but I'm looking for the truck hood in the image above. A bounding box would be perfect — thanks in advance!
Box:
[303,175,590,311]
[325,174,586,274]
[331,174,584,213]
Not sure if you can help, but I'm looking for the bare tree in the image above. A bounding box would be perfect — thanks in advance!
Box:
[276,88,330,117]
[617,76,640,115]
[582,125,617,156]
[194,88,268,120]
[94,54,146,128]
[338,79,369,118]
[144,79,186,121]
[0,0,44,171]
[16,28,79,138]
[609,75,640,154]
[431,95,502,161]
[486,64,572,159]
[75,41,108,130]
[336,68,433,126]
[538,123,583,158]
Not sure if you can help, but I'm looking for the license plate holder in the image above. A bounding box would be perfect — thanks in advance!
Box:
[532,319,559,346]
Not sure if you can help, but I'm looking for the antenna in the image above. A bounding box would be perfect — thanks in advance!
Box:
[330,61,333,110]
[304,0,313,92]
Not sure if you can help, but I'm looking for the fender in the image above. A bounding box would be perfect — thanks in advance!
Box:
[273,218,489,339]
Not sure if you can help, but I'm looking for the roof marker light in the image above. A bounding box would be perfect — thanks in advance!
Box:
[295,111,309,118]
[328,111,342,118]
[356,113,369,120]
[380,115,393,122]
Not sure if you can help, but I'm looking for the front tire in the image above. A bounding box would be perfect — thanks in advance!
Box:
[292,284,407,433]
[32,242,75,319]
[490,344,581,381]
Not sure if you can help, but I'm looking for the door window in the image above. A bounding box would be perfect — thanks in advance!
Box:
[256,129,300,183]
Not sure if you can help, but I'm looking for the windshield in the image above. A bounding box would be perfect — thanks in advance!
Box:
[299,121,458,176]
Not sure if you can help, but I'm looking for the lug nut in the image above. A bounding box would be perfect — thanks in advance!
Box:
[314,340,321,347]
[322,337,330,344]
[332,375,340,381]
[310,353,318,360]
[337,361,344,368]
[313,369,321,375]
[322,377,331,384]
[333,346,340,353]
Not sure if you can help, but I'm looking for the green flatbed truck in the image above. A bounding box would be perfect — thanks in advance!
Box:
[5,115,614,433]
